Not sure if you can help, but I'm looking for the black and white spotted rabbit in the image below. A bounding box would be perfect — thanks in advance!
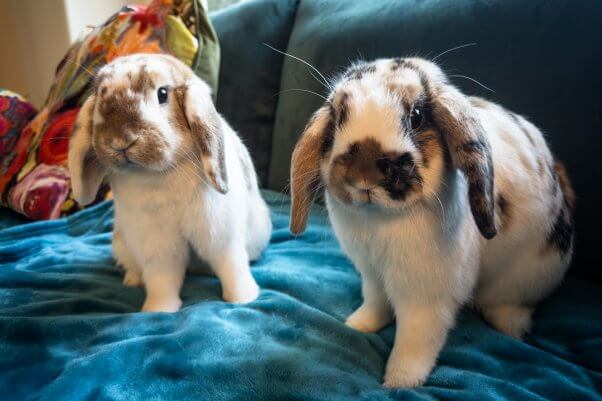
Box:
[289,57,574,387]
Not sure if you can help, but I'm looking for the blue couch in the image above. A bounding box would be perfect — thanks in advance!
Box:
[1,1,601,400]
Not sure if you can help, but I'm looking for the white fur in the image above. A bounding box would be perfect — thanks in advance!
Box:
[295,58,572,387]
[327,170,478,388]
[110,122,271,312]
[69,54,271,312]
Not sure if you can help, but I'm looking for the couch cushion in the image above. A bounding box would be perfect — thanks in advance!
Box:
[212,0,299,186]
[268,0,602,281]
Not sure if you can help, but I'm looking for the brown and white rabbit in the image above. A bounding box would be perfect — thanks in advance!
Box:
[289,57,574,387]
[68,54,271,312]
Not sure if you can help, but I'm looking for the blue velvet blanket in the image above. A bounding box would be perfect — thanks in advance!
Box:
[1,192,600,400]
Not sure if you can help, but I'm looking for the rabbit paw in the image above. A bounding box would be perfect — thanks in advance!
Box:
[383,358,430,388]
[222,281,260,304]
[346,304,392,333]
[123,268,143,287]
[141,296,182,313]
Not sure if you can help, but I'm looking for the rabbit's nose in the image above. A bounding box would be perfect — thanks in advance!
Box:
[110,136,138,151]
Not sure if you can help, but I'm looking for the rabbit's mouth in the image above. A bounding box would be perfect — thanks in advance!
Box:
[94,131,173,172]
[114,150,137,169]
[100,150,141,171]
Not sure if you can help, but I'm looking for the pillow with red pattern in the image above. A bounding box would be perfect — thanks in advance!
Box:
[0,90,41,216]
[0,0,219,220]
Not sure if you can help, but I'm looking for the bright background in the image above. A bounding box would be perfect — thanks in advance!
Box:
[0,0,241,107]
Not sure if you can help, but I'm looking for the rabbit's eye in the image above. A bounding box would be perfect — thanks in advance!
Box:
[157,86,169,104]
[410,107,423,130]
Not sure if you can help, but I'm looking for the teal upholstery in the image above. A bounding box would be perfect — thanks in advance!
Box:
[212,0,299,185]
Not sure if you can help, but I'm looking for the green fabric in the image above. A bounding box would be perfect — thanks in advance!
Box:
[267,0,602,282]
[211,0,299,186]
[193,0,221,101]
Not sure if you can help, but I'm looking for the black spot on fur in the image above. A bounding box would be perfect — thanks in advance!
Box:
[464,152,496,239]
[348,142,360,156]
[497,194,508,217]
[378,153,423,200]
[496,194,511,227]
[337,92,349,127]
[344,62,376,80]
[394,59,432,96]
[459,140,488,154]
[546,164,575,256]
[548,206,573,256]
[320,104,336,156]
[391,58,408,70]
[406,59,496,239]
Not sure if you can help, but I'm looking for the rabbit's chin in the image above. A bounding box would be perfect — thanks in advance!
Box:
[95,147,174,174]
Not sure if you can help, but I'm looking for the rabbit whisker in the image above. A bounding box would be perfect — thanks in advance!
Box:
[449,74,494,93]
[263,43,333,91]
[432,43,477,62]
[274,89,330,102]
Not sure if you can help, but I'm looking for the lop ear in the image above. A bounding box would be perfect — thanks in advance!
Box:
[181,77,228,194]
[68,95,107,205]
[431,85,497,239]
[290,105,333,235]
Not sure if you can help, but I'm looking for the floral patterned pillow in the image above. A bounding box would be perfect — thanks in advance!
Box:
[0,91,39,214]
[0,0,219,220]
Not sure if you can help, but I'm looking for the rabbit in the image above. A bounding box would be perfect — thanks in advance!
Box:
[68,54,272,312]
[289,57,574,388]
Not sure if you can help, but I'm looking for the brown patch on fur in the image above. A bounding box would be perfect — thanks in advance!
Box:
[554,160,575,211]
[335,91,350,127]
[95,87,167,166]
[181,86,227,193]
[541,159,575,257]
[168,85,195,164]
[188,115,227,190]
[131,65,155,94]
[431,91,497,239]
[328,139,423,203]
[331,140,386,189]
[188,117,212,155]
[344,62,376,80]
[290,106,332,234]
[414,128,443,167]
[320,104,336,156]
[171,86,190,134]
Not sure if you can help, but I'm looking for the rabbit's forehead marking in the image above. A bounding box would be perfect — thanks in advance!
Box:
[97,57,178,96]
[330,84,416,159]
[94,81,169,165]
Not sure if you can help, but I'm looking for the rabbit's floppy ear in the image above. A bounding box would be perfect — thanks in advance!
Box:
[431,85,497,239]
[181,77,228,194]
[290,105,333,235]
[68,94,107,205]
